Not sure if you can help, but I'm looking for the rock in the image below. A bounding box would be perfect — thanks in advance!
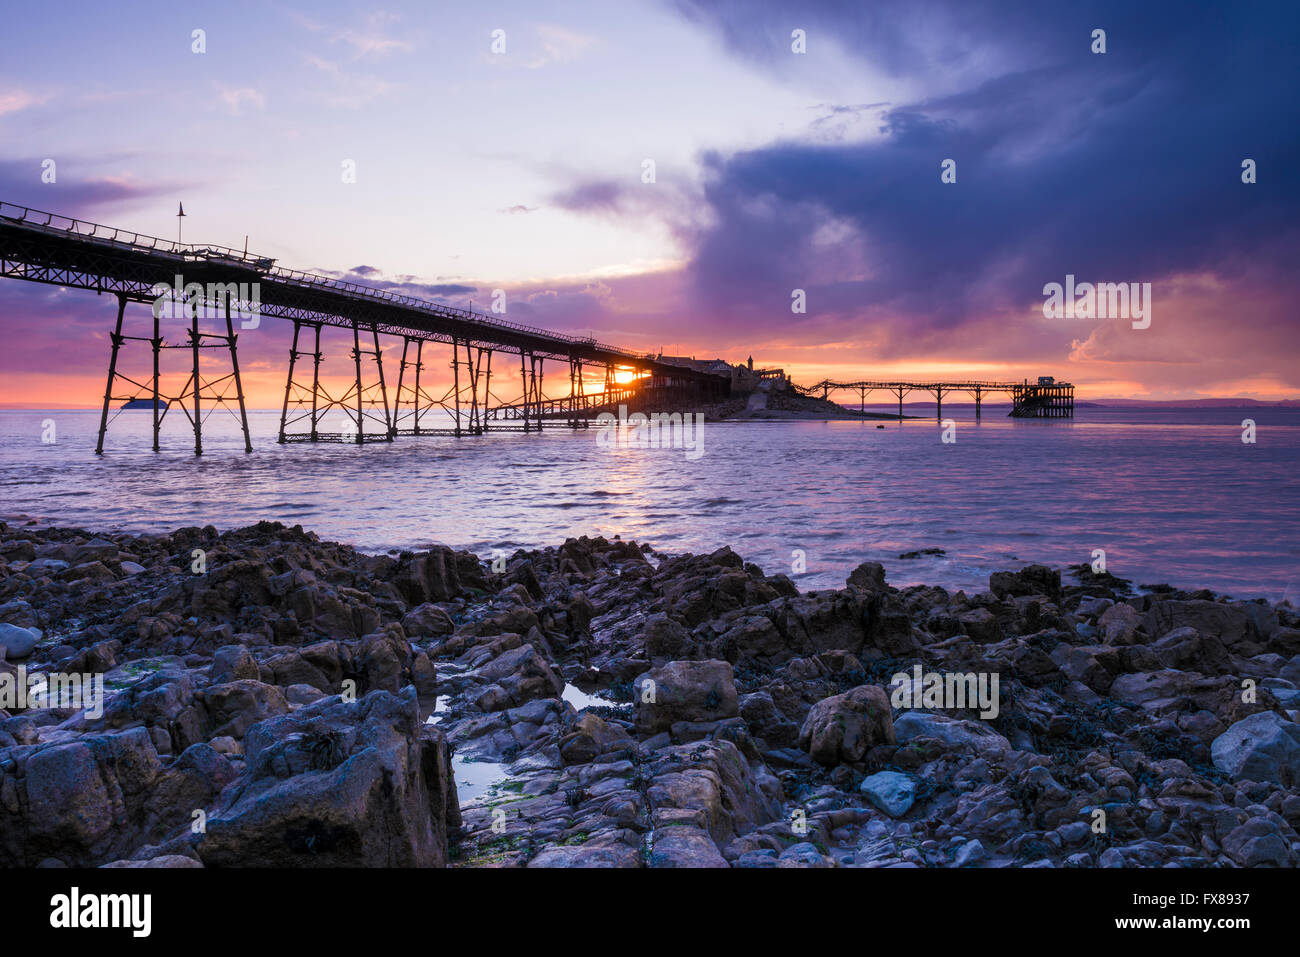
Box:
[1143,600,1264,654]
[859,771,917,817]
[0,623,39,659]
[1076,596,1114,618]
[394,546,484,605]
[209,645,259,684]
[474,643,563,708]
[642,614,696,660]
[401,603,455,638]
[528,843,641,868]
[0,600,39,629]
[953,839,987,866]
[102,854,202,868]
[989,565,1060,600]
[648,824,730,867]
[635,660,738,735]
[1211,712,1300,784]
[11,727,169,867]
[777,841,835,868]
[846,562,887,591]
[559,713,634,765]
[797,685,895,766]
[1221,818,1293,867]
[198,688,458,867]
[24,742,114,848]
[957,608,999,642]
[892,712,1011,754]
[200,680,289,740]
[643,739,781,847]
[1099,603,1142,645]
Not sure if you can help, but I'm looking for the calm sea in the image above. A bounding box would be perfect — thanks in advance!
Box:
[1,406,1297,603]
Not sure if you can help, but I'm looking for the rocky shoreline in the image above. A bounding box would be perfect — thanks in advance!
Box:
[1,519,1298,868]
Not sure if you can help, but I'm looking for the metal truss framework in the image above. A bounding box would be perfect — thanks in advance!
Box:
[0,201,731,453]
[795,379,1075,419]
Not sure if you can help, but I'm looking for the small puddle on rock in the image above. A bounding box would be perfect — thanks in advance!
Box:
[562,683,611,712]
[455,755,511,805]
[424,694,452,725]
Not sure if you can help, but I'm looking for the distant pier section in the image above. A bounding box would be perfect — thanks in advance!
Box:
[793,376,1075,418]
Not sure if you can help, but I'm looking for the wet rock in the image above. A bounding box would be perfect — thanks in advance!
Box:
[209,644,259,684]
[197,688,457,867]
[635,659,738,735]
[859,771,917,817]
[989,565,1060,601]
[559,713,634,765]
[199,680,289,740]
[473,643,563,709]
[892,712,1011,754]
[649,824,729,867]
[1211,712,1300,784]
[0,623,39,659]
[797,684,894,766]
[1221,818,1294,867]
[846,562,887,591]
[401,603,455,638]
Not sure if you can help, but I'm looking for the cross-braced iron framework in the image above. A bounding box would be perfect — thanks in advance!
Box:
[0,201,731,454]
[794,379,1074,419]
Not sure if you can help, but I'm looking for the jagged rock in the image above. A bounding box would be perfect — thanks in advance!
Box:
[635,659,739,735]
[401,603,455,638]
[797,684,894,766]
[559,713,634,765]
[892,712,1011,754]
[199,680,289,740]
[0,623,39,659]
[859,770,917,817]
[1211,712,1300,784]
[473,643,563,708]
[846,562,887,591]
[989,565,1060,601]
[197,688,457,867]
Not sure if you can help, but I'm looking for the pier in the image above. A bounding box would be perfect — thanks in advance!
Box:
[0,201,728,454]
[1,201,1072,455]
[793,378,1074,419]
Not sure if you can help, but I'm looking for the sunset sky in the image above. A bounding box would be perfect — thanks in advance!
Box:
[1,0,1297,408]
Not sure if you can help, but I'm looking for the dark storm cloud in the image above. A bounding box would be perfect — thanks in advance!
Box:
[659,0,1300,356]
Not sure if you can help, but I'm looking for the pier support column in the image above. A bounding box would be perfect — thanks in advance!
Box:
[411,339,424,434]
[190,301,202,456]
[481,348,492,434]
[224,298,253,454]
[95,294,128,455]
[533,355,544,432]
[372,326,393,442]
[309,324,322,440]
[352,321,365,445]
[278,321,301,443]
[391,337,409,437]
[451,337,462,436]
[151,306,162,452]
[974,387,982,420]
[391,336,429,437]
